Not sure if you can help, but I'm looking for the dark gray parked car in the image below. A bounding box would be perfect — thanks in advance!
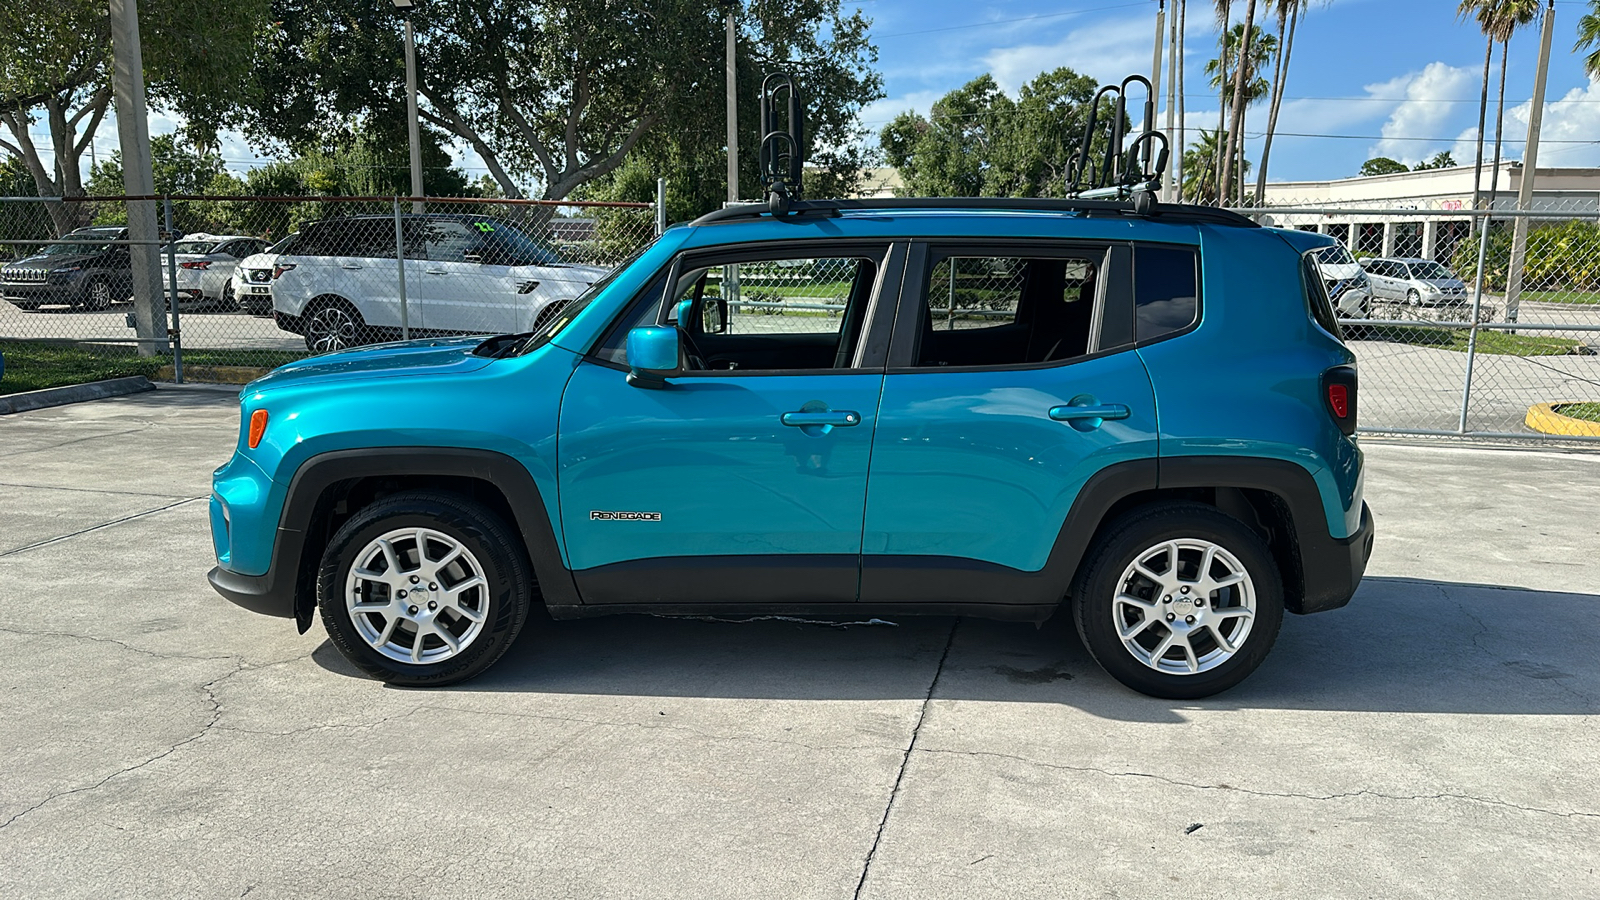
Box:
[2,226,132,311]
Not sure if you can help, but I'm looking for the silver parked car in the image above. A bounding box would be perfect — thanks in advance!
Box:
[1360,257,1468,307]
[166,234,272,310]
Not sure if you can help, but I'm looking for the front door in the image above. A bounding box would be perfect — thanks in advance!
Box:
[557,242,904,606]
[860,241,1172,610]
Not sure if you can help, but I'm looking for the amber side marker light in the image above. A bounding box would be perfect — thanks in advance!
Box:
[248,410,269,448]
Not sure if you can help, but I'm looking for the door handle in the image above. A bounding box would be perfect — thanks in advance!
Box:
[425,268,448,275]
[1049,404,1129,421]
[781,410,861,427]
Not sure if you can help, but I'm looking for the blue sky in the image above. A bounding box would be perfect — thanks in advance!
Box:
[42,0,1600,188]
[855,0,1600,181]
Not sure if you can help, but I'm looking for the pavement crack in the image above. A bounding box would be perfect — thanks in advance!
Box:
[915,747,1600,821]
[0,496,204,559]
[0,661,244,832]
[0,625,241,663]
[852,618,959,900]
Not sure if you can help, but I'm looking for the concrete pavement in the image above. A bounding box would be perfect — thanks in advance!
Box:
[0,389,1595,898]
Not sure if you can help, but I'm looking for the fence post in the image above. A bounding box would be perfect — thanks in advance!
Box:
[393,198,410,341]
[655,178,667,236]
[163,196,183,383]
[1457,212,1495,433]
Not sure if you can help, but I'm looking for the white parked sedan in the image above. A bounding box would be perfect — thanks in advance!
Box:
[270,214,608,352]
[166,234,271,310]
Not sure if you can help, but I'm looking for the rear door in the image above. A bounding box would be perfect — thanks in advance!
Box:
[859,240,1164,611]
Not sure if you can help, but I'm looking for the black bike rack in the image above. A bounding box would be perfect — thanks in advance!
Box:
[1067,74,1170,214]
[758,73,806,216]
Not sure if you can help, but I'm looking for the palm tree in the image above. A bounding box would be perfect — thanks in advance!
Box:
[1575,1,1600,81]
[1458,1,1540,227]
[1218,0,1259,204]
[1253,0,1312,205]
[1184,129,1251,204]
[1205,25,1277,204]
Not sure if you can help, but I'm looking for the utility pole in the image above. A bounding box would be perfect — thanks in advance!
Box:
[108,0,165,358]
[1175,0,1186,202]
[1504,0,1555,326]
[1150,1,1165,191]
[1164,1,1179,201]
[394,0,424,212]
[724,2,739,204]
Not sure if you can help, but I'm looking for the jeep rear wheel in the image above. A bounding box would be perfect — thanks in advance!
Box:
[318,492,534,686]
[1073,503,1284,699]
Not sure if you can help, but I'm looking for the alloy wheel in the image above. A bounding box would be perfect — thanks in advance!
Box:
[1111,538,1257,675]
[344,527,491,665]
[308,304,358,351]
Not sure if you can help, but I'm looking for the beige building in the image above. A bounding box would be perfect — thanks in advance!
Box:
[1257,163,1600,262]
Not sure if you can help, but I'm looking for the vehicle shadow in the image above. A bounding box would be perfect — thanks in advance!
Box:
[311,575,1599,720]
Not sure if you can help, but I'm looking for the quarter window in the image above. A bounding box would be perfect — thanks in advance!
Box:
[1133,245,1199,342]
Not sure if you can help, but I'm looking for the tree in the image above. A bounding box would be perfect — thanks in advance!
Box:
[0,0,269,234]
[251,1,881,202]
[1360,157,1410,176]
[1253,0,1312,205]
[1204,24,1277,204]
[1576,1,1600,86]
[1218,0,1260,204]
[878,69,1108,199]
[1183,129,1250,204]
[1413,151,1458,170]
[1458,0,1540,225]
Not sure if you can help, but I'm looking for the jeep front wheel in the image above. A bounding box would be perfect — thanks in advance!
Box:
[1073,503,1284,699]
[318,492,534,686]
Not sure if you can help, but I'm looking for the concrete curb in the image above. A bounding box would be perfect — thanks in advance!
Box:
[0,375,155,415]
[1524,402,1600,437]
[155,365,270,385]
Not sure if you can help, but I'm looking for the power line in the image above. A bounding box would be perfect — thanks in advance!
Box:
[873,1,1147,38]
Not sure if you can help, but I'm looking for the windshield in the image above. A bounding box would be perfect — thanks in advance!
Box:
[39,234,115,257]
[173,239,224,255]
[1313,246,1357,266]
[269,234,299,254]
[1410,261,1455,280]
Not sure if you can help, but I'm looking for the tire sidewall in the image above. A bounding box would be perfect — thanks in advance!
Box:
[318,498,529,686]
[1075,505,1285,699]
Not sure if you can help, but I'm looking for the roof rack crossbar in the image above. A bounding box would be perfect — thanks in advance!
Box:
[688,197,1259,228]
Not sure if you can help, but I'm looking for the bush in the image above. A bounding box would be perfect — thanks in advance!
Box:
[1452,219,1600,293]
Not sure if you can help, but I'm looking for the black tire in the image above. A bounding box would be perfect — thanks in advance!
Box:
[221,280,237,311]
[82,276,113,311]
[1406,288,1422,308]
[318,491,535,687]
[302,296,367,352]
[1072,502,1284,699]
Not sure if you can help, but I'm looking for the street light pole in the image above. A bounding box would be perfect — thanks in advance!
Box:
[724,1,739,204]
[395,0,424,212]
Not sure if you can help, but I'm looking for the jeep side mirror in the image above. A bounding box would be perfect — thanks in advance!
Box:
[625,326,681,389]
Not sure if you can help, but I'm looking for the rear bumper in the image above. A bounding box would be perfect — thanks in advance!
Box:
[208,564,296,618]
[274,309,303,334]
[1296,501,1373,614]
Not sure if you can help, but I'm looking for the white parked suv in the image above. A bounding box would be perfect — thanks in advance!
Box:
[166,234,271,310]
[271,214,608,352]
[231,233,299,317]
[1360,256,1469,307]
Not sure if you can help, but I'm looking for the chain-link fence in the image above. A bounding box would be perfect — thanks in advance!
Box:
[0,194,658,391]
[1244,198,1600,443]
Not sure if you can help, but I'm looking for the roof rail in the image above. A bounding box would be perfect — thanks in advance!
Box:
[688,196,1259,228]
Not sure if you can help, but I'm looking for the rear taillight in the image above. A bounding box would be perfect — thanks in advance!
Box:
[180,260,211,270]
[1322,366,1358,436]
[273,263,296,279]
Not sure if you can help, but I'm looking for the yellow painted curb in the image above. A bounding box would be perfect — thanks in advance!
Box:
[155,365,271,385]
[1525,402,1600,437]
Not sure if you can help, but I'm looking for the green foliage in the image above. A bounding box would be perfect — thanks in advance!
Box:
[879,68,1105,199]
[1182,129,1251,205]
[1204,24,1279,108]
[253,1,882,204]
[1359,157,1410,176]
[1450,220,1600,293]
[1412,151,1458,170]
[1580,2,1600,81]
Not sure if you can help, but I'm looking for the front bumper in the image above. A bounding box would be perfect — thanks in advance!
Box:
[3,281,81,303]
[1295,501,1374,614]
[209,564,297,618]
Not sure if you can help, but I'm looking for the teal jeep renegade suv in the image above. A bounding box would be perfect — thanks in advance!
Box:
[207,191,1372,699]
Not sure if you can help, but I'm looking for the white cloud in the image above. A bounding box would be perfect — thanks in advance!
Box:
[1496,77,1600,168]
[858,89,945,129]
[1366,61,1476,164]
[983,15,1154,95]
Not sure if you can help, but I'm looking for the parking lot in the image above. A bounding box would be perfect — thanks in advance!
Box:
[0,388,1597,898]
